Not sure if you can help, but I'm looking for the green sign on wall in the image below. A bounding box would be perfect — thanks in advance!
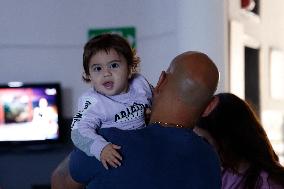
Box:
[88,26,136,48]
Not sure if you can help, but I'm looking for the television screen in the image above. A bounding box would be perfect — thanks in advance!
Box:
[0,83,62,145]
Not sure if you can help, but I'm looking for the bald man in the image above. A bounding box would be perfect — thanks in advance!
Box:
[51,51,221,189]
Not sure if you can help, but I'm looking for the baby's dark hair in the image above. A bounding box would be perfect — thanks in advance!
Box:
[82,33,140,82]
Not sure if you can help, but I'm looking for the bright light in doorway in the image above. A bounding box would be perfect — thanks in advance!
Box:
[270,50,284,99]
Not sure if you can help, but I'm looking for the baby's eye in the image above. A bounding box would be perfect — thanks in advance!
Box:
[93,66,102,72]
[109,63,120,69]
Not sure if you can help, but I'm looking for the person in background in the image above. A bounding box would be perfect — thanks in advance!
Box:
[51,51,221,189]
[71,34,152,170]
[195,92,284,189]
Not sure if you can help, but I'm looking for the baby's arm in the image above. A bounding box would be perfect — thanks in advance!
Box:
[71,128,122,170]
[71,97,122,169]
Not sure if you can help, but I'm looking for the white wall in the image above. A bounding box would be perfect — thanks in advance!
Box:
[0,0,227,118]
[228,0,284,163]
[177,0,228,92]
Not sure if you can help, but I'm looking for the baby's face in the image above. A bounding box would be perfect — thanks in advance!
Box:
[87,48,130,96]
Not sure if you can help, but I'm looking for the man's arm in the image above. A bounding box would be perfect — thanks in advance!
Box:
[51,154,84,189]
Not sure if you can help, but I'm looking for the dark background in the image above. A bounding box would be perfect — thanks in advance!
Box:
[0,119,73,189]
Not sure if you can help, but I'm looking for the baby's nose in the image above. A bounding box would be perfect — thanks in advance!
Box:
[103,68,112,77]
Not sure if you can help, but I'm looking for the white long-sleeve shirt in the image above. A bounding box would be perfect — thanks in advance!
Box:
[71,74,152,160]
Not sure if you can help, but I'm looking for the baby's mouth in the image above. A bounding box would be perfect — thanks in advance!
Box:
[103,81,114,89]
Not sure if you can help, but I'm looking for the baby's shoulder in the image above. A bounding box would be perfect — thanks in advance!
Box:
[131,73,147,82]
[78,89,101,106]
[80,88,98,97]
[131,74,152,90]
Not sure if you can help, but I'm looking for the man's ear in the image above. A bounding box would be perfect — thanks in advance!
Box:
[202,96,219,117]
[154,71,166,94]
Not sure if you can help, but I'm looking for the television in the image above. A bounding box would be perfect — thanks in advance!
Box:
[0,82,63,147]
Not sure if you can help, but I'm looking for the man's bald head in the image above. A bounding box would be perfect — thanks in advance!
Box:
[168,51,219,107]
[150,51,219,128]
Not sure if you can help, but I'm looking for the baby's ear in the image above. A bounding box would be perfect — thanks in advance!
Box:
[128,72,132,79]
[128,66,133,79]
[82,72,90,80]
[202,96,219,117]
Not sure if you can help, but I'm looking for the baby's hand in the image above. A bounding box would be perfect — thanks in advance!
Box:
[100,143,122,170]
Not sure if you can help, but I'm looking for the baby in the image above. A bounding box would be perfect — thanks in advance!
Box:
[71,33,152,169]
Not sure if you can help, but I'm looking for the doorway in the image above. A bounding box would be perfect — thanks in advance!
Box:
[244,47,260,116]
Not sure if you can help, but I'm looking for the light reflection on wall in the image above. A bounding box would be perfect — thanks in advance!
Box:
[270,50,284,100]
[262,110,284,165]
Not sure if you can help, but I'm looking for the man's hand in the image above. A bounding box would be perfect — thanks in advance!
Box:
[100,143,122,170]
[51,155,84,189]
